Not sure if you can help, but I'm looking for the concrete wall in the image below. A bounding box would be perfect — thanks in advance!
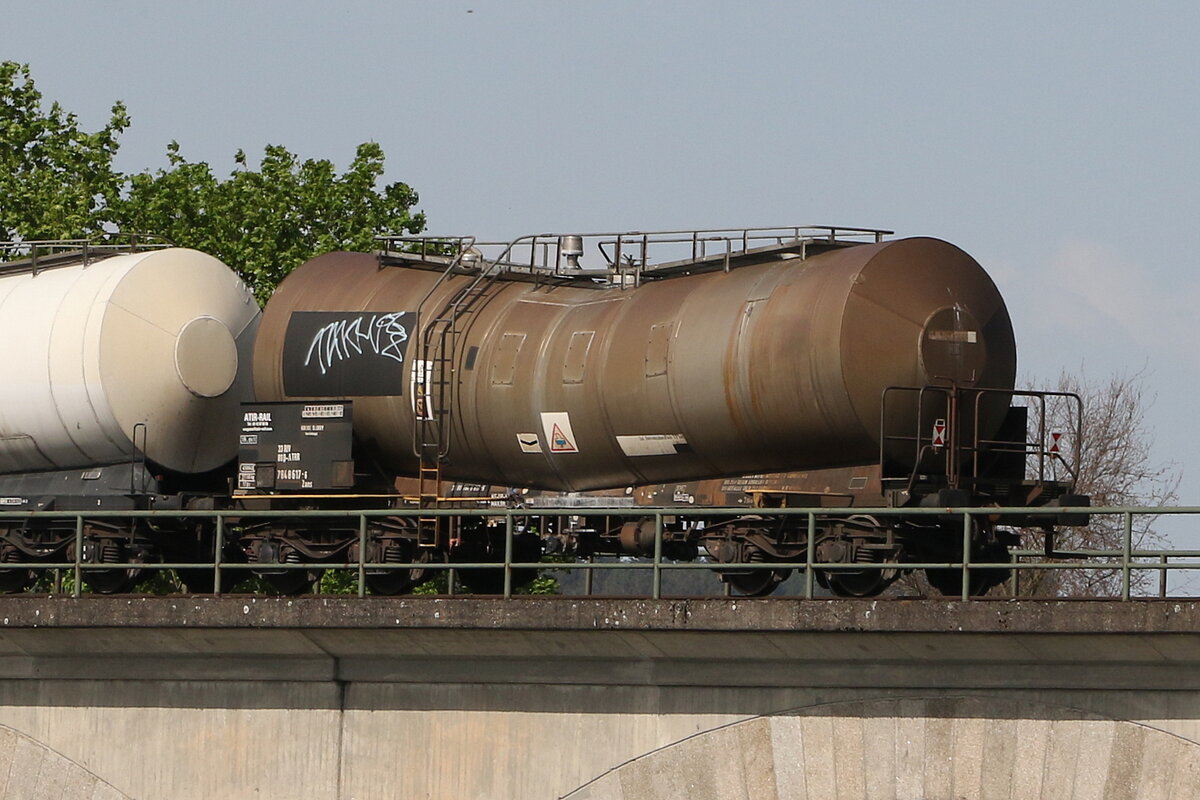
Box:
[0,597,1197,799]
[3,684,1200,799]
[565,697,1200,800]
[0,720,129,799]
[566,695,1200,800]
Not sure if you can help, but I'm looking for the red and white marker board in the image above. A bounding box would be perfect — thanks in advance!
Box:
[932,419,947,448]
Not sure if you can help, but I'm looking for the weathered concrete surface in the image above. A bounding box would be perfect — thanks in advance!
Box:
[2,595,1200,633]
[565,697,1200,800]
[0,597,1199,690]
[0,597,1196,799]
[0,721,130,799]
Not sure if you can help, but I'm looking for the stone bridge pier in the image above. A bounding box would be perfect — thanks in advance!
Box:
[0,597,1195,799]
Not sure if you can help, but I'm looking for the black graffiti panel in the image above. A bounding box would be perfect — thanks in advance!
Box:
[282,311,413,397]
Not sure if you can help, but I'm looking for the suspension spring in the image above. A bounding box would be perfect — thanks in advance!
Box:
[101,541,122,563]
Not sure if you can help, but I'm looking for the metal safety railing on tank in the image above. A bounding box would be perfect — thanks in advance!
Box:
[0,234,173,276]
[880,386,1085,492]
[377,225,893,289]
[2,505,1200,602]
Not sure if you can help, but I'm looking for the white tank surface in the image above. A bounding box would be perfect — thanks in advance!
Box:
[0,248,260,475]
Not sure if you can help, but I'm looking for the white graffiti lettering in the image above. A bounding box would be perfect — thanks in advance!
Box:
[304,313,409,375]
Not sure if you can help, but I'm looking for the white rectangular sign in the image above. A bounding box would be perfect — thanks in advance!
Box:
[516,433,542,453]
[301,404,345,419]
[616,434,688,457]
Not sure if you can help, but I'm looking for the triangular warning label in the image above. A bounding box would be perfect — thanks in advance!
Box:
[550,423,577,453]
[540,412,580,454]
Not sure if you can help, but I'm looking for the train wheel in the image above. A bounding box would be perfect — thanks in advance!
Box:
[265,569,323,596]
[364,571,413,596]
[177,523,242,593]
[0,569,33,593]
[0,546,32,593]
[365,549,441,596]
[249,539,322,595]
[87,568,142,594]
[357,538,437,596]
[456,568,505,595]
[177,568,240,595]
[926,568,979,597]
[814,519,899,598]
[84,539,146,594]
[925,542,1011,597]
[925,566,1009,597]
[452,531,542,595]
[726,568,790,597]
[720,548,790,597]
[820,568,899,598]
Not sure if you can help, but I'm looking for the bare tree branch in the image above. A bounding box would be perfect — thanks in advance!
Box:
[1017,367,1180,597]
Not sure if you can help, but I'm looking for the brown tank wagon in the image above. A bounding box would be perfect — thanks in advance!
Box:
[254,232,1016,491]
[239,226,1086,596]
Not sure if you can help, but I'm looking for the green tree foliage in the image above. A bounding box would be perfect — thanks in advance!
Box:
[1,61,425,297]
[0,61,129,243]
[113,141,426,301]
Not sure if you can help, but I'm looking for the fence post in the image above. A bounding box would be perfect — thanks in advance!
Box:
[652,513,663,600]
[214,515,225,596]
[961,511,972,602]
[357,514,368,599]
[1160,554,1168,598]
[73,515,84,598]
[503,514,514,599]
[1122,512,1133,601]
[805,512,816,600]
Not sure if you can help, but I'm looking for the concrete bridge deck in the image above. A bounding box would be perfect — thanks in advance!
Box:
[1,596,1199,688]
[0,597,1197,798]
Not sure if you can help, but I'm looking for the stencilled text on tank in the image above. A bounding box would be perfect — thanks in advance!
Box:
[304,313,409,374]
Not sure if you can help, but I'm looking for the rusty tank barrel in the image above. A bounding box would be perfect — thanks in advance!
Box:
[253,235,1015,491]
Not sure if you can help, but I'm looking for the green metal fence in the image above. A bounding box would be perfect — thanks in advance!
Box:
[0,505,1196,600]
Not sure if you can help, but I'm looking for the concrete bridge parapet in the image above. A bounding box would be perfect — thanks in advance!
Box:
[0,597,1196,798]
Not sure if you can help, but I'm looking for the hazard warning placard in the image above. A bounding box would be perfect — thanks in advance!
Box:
[540,412,579,453]
[932,418,947,448]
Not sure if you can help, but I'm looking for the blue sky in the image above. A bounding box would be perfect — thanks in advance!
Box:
[11,1,1200,508]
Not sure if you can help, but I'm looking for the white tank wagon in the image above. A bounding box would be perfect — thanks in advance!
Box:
[0,246,260,475]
